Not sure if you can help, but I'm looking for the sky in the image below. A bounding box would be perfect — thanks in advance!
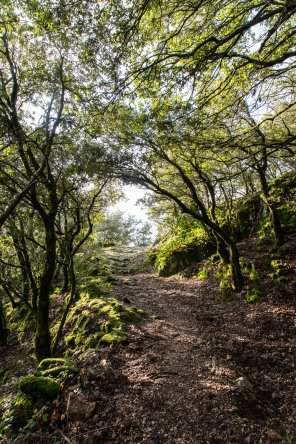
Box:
[112,185,150,221]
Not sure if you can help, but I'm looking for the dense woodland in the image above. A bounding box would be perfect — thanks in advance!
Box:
[0,0,296,442]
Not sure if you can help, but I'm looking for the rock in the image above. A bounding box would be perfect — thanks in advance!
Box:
[85,436,102,444]
[267,429,283,440]
[67,392,96,421]
[19,376,60,400]
[34,358,77,379]
[68,383,81,391]
[236,377,254,391]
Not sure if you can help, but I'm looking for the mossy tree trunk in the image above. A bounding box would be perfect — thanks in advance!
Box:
[34,214,56,362]
[11,232,30,303]
[52,243,76,356]
[214,234,230,265]
[0,297,8,346]
[61,263,69,294]
[258,168,284,246]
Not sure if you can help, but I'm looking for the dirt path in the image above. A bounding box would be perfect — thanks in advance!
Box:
[87,241,295,444]
[1,243,295,444]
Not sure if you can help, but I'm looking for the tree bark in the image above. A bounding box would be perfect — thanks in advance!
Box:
[61,263,69,293]
[34,216,56,362]
[52,250,76,356]
[229,242,244,291]
[0,298,8,346]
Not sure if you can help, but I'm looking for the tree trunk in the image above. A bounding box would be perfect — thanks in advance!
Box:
[0,298,8,346]
[207,220,244,291]
[61,263,69,293]
[215,236,230,265]
[258,168,284,245]
[20,237,39,311]
[52,251,76,356]
[34,217,56,362]
[270,205,284,246]
[12,234,30,302]
[230,242,244,291]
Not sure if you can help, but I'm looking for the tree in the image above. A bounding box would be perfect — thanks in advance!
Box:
[0,1,126,359]
[105,103,246,289]
[95,210,153,247]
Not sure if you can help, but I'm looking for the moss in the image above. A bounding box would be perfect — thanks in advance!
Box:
[80,277,111,297]
[19,376,60,400]
[34,358,77,379]
[123,308,142,322]
[35,358,71,375]
[77,349,97,361]
[245,286,263,304]
[99,330,128,345]
[102,317,124,333]
[106,274,118,283]
[62,292,145,355]
[83,336,97,350]
[136,308,148,316]
[110,300,124,312]
[1,393,43,433]
[269,260,287,286]
[38,366,77,379]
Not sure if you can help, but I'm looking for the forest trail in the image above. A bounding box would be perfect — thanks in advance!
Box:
[1,243,295,444]
[87,242,295,444]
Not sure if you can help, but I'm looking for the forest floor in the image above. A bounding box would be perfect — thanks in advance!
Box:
[1,237,296,443]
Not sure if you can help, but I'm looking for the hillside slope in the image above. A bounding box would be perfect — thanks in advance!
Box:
[1,235,295,443]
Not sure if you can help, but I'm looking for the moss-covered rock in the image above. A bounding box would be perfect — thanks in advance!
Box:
[34,358,77,379]
[19,376,60,400]
[34,358,71,375]
[63,294,146,355]
[99,330,128,345]
[156,239,216,277]
[123,308,142,322]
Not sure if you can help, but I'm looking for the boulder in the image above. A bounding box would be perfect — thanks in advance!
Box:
[19,376,60,400]
[67,392,96,421]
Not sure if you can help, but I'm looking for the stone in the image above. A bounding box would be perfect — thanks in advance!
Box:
[236,376,254,391]
[19,376,60,400]
[267,429,283,440]
[68,383,81,391]
[67,392,96,421]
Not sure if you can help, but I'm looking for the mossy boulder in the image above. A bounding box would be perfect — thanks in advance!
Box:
[99,331,128,345]
[101,317,124,333]
[34,358,77,379]
[19,376,60,400]
[123,308,142,322]
[64,294,146,355]
[157,239,216,277]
